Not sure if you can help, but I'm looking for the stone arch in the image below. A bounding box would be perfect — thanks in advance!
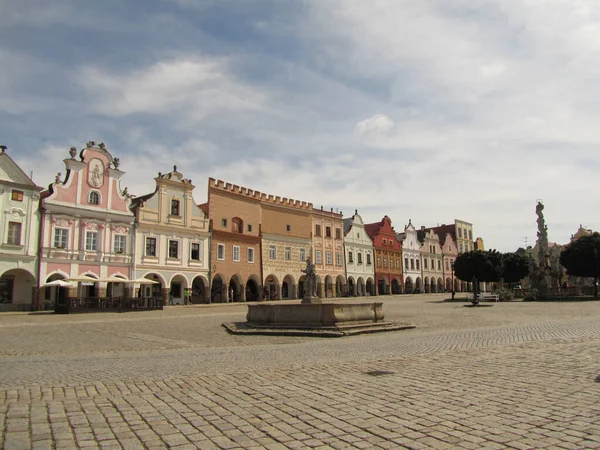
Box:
[391,277,402,294]
[335,275,345,297]
[347,276,355,296]
[405,277,413,294]
[78,272,99,298]
[366,277,374,296]
[356,277,364,296]
[315,275,323,298]
[245,275,261,302]
[282,274,295,299]
[415,277,422,293]
[168,273,189,305]
[191,275,209,304]
[142,272,166,302]
[106,274,127,298]
[0,268,35,310]
[42,272,70,310]
[211,273,226,303]
[298,275,306,299]
[264,274,280,301]
[229,274,243,302]
[424,276,430,293]
[378,277,389,295]
[324,275,334,298]
[445,277,452,292]
[430,277,436,293]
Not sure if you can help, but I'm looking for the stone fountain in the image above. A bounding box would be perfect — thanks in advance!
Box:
[223,258,414,337]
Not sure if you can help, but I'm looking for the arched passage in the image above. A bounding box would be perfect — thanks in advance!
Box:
[325,275,334,298]
[430,277,436,293]
[405,277,413,294]
[347,277,355,296]
[228,275,243,302]
[391,278,401,295]
[424,277,430,293]
[143,273,165,303]
[246,275,260,302]
[378,277,388,295]
[107,275,127,298]
[415,277,422,293]
[281,274,295,299]
[43,272,70,310]
[366,277,374,296]
[211,274,225,303]
[454,278,459,292]
[356,277,365,296]
[264,274,279,301]
[445,277,452,292]
[168,274,188,305]
[335,275,345,297]
[437,278,444,293]
[191,276,207,304]
[0,268,35,310]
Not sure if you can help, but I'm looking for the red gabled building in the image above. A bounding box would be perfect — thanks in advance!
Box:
[364,216,403,295]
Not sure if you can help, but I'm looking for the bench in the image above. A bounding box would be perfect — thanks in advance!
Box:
[466,293,500,302]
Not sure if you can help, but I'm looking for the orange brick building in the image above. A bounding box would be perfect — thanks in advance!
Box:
[365,216,403,295]
[312,207,346,297]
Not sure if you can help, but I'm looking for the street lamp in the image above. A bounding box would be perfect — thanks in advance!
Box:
[451,261,455,300]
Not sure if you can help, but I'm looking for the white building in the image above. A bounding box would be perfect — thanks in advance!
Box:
[343,210,376,296]
[130,167,210,305]
[397,220,422,294]
[0,146,43,310]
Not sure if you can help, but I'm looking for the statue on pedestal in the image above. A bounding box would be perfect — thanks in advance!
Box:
[301,257,319,303]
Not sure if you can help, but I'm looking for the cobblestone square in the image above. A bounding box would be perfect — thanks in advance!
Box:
[2,294,600,449]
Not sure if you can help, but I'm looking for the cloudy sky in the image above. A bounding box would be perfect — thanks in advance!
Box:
[2,0,599,251]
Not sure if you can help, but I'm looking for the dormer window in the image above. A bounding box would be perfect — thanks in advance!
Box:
[170,199,180,216]
[88,191,100,205]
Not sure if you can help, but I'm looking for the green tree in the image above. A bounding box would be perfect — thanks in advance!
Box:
[501,252,529,286]
[559,232,600,297]
[454,250,503,303]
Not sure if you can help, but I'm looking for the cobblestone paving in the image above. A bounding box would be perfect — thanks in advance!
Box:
[2,295,600,449]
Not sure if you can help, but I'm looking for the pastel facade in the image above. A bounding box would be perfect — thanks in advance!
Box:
[365,216,403,295]
[260,199,312,300]
[312,208,346,298]
[455,219,474,253]
[0,147,43,310]
[39,142,135,307]
[397,220,422,294]
[418,228,444,293]
[207,178,262,302]
[130,167,210,305]
[439,232,459,292]
[343,211,375,296]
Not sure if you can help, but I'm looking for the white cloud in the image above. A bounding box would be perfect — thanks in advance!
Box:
[78,56,268,119]
[354,114,394,135]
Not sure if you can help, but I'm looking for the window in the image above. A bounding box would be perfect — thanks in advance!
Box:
[382,239,387,246]
[247,224,252,232]
[458,228,462,238]
[285,247,291,260]
[326,251,333,265]
[416,259,420,270]
[145,237,156,256]
[390,258,394,269]
[336,253,342,266]
[248,247,255,263]
[11,190,24,202]
[286,224,291,231]
[405,258,409,270]
[232,217,243,233]
[88,191,100,205]
[221,218,227,227]
[233,245,240,262]
[438,260,441,270]
[424,259,428,269]
[459,243,463,253]
[431,258,435,270]
[326,226,331,238]
[410,259,415,270]
[299,248,306,261]
[85,231,98,251]
[315,224,321,236]
[7,222,21,245]
[315,250,322,264]
[168,240,179,259]
[357,253,362,264]
[269,245,276,260]
[383,257,387,268]
[367,253,372,265]
[191,243,200,261]
[469,230,472,240]
[348,251,353,263]
[335,228,341,239]
[217,243,225,260]
[52,228,67,249]
[171,199,180,216]
[113,235,126,254]
[445,260,449,271]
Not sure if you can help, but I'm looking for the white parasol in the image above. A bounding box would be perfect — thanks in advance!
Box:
[43,279,76,288]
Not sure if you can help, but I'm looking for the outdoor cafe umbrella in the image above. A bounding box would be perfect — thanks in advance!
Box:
[130,277,160,284]
[43,279,76,288]
[65,274,98,283]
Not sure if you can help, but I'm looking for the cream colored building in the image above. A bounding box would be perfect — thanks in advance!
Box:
[131,167,210,305]
[0,147,43,310]
[397,220,422,293]
[418,228,444,293]
[343,210,375,296]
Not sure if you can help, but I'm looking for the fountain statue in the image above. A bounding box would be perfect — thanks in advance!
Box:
[529,201,552,298]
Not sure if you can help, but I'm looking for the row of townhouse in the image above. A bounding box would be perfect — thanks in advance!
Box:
[0,142,483,310]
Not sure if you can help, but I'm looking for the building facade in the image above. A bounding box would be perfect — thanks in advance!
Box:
[397,220,422,294]
[438,231,459,292]
[418,228,444,293]
[260,197,313,300]
[365,216,403,295]
[312,207,346,298]
[343,210,375,296]
[38,142,135,307]
[207,178,262,302]
[130,167,210,305]
[455,219,474,253]
[0,146,43,310]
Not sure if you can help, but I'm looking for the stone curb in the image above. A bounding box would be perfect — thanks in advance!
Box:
[222,321,416,337]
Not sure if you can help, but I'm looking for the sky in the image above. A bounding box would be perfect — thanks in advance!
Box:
[2,0,599,252]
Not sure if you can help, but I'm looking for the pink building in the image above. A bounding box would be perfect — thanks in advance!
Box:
[38,142,135,307]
